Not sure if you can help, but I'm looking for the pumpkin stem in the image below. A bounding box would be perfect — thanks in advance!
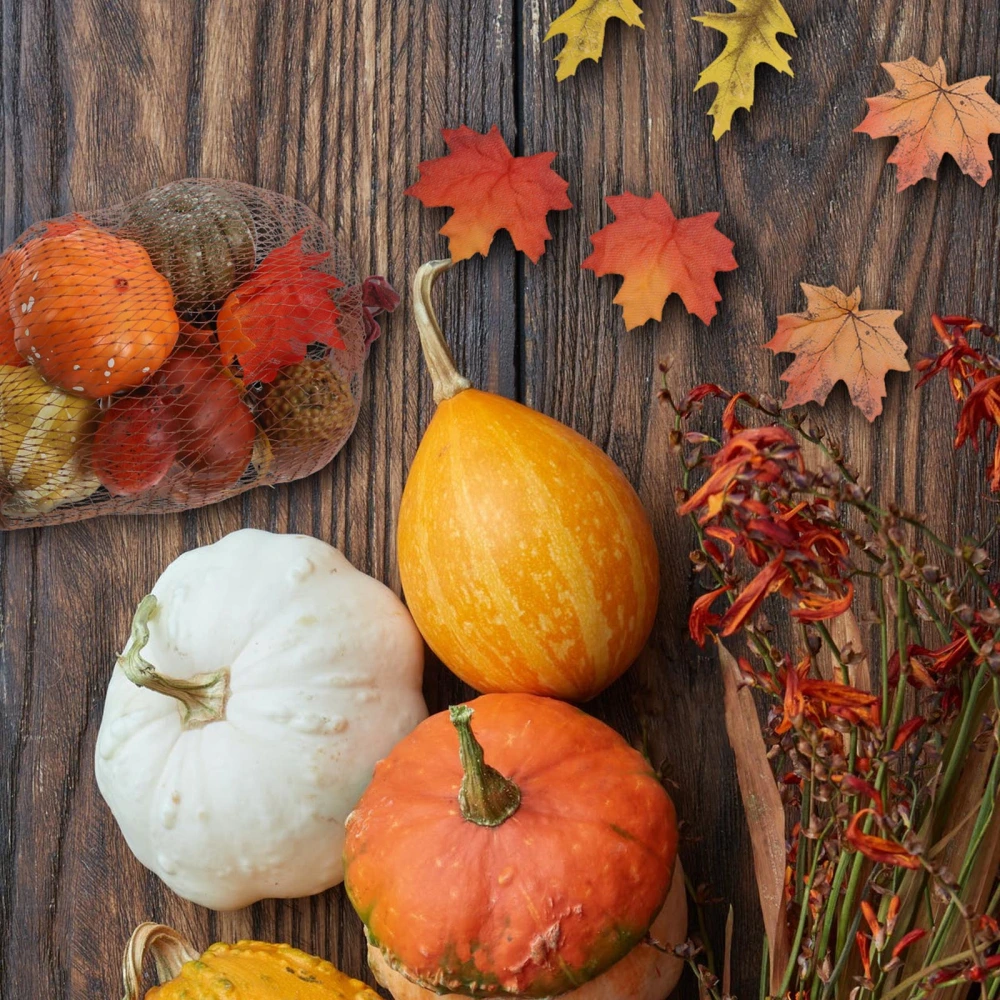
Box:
[450,704,521,827]
[122,923,200,1000]
[412,259,472,404]
[117,594,230,728]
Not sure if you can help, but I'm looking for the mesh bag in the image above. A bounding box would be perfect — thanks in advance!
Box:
[0,179,397,528]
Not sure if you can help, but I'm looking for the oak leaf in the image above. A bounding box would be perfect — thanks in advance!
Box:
[582,192,737,329]
[693,0,797,140]
[544,0,644,82]
[406,125,572,263]
[764,283,908,422]
[855,57,1000,191]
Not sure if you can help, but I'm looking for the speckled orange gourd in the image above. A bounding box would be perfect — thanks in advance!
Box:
[397,260,659,701]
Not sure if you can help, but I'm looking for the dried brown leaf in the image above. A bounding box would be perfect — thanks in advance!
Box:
[718,641,790,992]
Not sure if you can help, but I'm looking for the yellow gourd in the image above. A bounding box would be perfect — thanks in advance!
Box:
[397,260,660,701]
[0,364,98,514]
[123,924,380,1000]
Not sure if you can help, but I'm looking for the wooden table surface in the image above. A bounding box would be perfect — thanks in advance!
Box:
[2,1,999,997]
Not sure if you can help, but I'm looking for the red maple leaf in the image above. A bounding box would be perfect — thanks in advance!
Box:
[582,192,738,330]
[406,125,572,263]
[217,231,344,384]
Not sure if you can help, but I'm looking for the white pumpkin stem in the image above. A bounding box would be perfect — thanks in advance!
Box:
[450,705,521,827]
[412,259,471,404]
[118,594,230,728]
[122,923,200,1000]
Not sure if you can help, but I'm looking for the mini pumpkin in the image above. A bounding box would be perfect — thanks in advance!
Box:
[0,364,99,514]
[119,180,256,318]
[344,694,686,1000]
[123,923,380,1000]
[11,226,179,398]
[0,247,26,366]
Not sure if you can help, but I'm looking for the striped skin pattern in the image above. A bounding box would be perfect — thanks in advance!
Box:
[343,694,678,998]
[397,389,659,701]
[0,364,99,512]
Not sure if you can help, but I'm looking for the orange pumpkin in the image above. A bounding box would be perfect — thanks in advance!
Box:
[396,260,659,701]
[11,227,179,398]
[343,694,683,999]
[365,870,687,1000]
[0,247,27,366]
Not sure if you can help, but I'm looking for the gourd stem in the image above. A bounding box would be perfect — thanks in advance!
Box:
[412,259,471,404]
[118,594,230,728]
[122,923,200,1000]
[450,705,521,827]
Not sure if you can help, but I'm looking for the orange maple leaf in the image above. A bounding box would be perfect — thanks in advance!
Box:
[581,192,737,329]
[764,283,908,422]
[855,57,1000,191]
[406,125,572,263]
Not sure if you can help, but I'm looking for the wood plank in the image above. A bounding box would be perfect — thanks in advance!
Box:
[519,0,1000,995]
[3,0,1000,998]
[0,0,512,995]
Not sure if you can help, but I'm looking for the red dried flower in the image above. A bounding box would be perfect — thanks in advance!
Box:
[856,930,873,982]
[845,809,921,869]
[891,928,926,959]
[956,375,1000,490]
[689,584,730,647]
[916,315,989,400]
[839,774,884,814]
[775,659,881,734]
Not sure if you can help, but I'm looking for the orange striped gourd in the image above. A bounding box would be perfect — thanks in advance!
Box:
[396,260,659,701]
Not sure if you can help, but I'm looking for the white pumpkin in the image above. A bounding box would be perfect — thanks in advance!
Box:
[95,528,427,911]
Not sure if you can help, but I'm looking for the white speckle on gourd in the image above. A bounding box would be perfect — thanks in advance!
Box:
[157,853,179,876]
[161,802,178,830]
[288,557,315,582]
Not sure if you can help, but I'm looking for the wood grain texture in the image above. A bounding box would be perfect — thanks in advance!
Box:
[1,1,999,998]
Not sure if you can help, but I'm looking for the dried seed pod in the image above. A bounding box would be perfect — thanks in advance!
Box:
[259,359,360,479]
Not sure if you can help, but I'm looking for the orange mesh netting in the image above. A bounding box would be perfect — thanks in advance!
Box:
[0,179,397,528]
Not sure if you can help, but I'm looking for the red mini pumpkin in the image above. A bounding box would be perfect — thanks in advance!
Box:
[343,694,685,1000]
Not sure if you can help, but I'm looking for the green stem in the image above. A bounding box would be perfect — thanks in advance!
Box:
[810,849,853,999]
[918,708,1000,978]
[881,948,979,1000]
[778,823,831,998]
[450,705,521,827]
[932,662,991,842]
[684,868,718,976]
[118,595,229,728]
[837,848,868,957]
[820,905,863,1000]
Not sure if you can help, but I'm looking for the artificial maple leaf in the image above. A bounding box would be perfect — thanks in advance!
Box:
[764,283,908,422]
[582,191,737,329]
[216,231,344,385]
[693,0,797,140]
[544,0,645,82]
[855,57,1000,191]
[406,126,572,263]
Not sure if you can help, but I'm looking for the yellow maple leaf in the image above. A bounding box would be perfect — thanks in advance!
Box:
[544,0,645,82]
[693,0,797,140]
